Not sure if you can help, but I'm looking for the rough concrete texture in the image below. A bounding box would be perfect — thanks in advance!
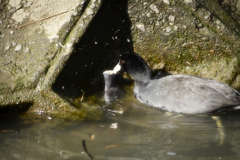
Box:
[128,0,240,88]
[0,0,102,114]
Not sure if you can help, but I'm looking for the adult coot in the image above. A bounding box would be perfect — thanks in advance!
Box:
[113,51,240,113]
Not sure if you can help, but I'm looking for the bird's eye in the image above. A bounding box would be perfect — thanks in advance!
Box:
[121,60,125,64]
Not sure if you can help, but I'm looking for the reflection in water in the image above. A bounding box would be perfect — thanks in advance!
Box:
[174,141,236,157]
[82,140,94,159]
[212,116,225,145]
[1,90,240,160]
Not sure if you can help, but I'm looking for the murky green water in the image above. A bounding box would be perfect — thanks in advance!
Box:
[1,88,240,160]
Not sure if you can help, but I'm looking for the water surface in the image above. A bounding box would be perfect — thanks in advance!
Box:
[1,89,240,160]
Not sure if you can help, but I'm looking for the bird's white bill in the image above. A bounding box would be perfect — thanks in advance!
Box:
[113,62,121,73]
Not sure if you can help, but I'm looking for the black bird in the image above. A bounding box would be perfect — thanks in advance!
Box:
[113,51,240,114]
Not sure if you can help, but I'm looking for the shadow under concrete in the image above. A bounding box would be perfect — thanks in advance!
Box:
[52,0,133,100]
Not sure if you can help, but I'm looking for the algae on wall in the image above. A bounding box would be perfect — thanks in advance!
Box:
[127,0,240,88]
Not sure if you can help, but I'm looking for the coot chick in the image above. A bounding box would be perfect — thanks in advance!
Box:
[113,51,240,113]
[103,67,124,102]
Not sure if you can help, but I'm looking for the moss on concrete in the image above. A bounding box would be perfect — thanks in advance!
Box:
[129,0,240,88]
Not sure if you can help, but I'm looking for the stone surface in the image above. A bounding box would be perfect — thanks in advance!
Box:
[12,41,17,46]
[9,0,21,7]
[238,0,240,9]
[168,15,175,22]
[4,43,11,50]
[15,44,22,51]
[149,4,159,14]
[0,0,102,115]
[128,0,240,89]
[136,22,145,32]
[173,25,178,31]
[12,9,29,22]
[29,0,82,42]
[166,26,171,32]
[86,8,94,15]
[16,4,22,10]
[163,0,170,5]
[24,2,32,7]
[184,0,192,3]
[9,9,16,15]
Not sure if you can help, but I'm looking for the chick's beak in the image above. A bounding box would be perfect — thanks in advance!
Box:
[113,62,121,73]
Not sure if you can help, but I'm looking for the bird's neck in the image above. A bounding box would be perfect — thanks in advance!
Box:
[132,70,151,84]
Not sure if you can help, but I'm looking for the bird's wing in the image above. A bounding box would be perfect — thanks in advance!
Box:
[144,75,240,113]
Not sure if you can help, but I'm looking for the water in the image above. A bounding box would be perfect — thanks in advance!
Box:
[1,88,240,160]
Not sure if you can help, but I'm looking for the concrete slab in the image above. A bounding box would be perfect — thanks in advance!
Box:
[0,0,102,113]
